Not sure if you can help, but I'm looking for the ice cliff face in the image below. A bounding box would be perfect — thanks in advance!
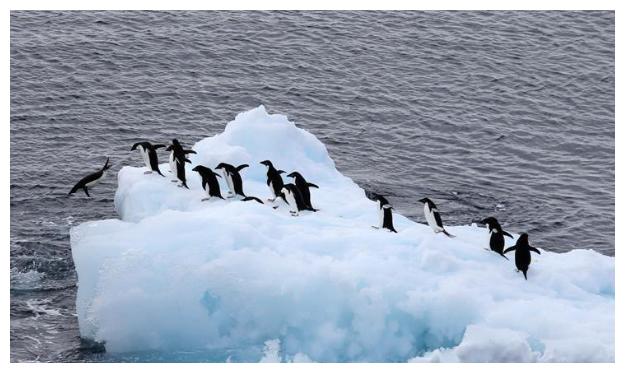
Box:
[70,106,614,362]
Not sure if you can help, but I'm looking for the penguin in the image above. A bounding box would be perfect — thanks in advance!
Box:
[286,171,319,211]
[192,165,224,200]
[504,233,541,280]
[281,183,308,216]
[166,139,197,183]
[68,157,112,197]
[131,141,166,176]
[480,217,513,260]
[418,198,454,237]
[372,194,397,233]
[260,160,285,202]
[214,162,263,204]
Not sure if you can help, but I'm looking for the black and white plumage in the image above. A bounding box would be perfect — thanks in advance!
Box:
[372,194,397,233]
[192,165,224,200]
[480,217,513,260]
[166,139,196,186]
[131,141,166,176]
[504,233,541,280]
[418,197,454,237]
[287,171,318,211]
[260,160,285,202]
[214,162,263,204]
[68,157,112,197]
[281,183,308,216]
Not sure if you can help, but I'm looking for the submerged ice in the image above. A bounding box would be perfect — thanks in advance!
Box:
[70,106,614,362]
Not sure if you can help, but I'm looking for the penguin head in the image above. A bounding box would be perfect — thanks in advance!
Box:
[260,160,273,168]
[131,142,147,151]
[287,171,302,179]
[215,163,227,170]
[517,233,529,246]
[418,197,433,204]
[172,138,180,146]
[192,165,204,172]
[480,217,499,229]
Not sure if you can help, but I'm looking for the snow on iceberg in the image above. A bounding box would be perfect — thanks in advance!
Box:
[70,105,614,362]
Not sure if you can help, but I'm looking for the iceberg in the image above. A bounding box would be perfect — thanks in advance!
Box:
[70,106,614,362]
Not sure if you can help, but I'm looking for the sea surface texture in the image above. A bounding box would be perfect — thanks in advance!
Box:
[10,11,614,362]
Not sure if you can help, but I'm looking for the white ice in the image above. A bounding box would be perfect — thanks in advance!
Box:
[70,105,614,362]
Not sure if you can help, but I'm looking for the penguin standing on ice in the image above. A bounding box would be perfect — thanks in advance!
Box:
[131,141,166,176]
[192,165,224,200]
[287,171,319,211]
[167,139,196,183]
[260,160,285,202]
[480,217,513,260]
[214,162,263,204]
[281,183,308,216]
[504,233,541,280]
[418,198,454,237]
[68,157,112,197]
[372,194,397,233]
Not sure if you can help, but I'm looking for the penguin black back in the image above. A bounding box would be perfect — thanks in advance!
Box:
[192,165,223,199]
[504,233,541,280]
[260,160,285,201]
[287,171,319,211]
[480,217,513,260]
[374,194,397,233]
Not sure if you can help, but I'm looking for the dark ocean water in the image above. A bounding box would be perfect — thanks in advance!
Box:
[10,11,614,362]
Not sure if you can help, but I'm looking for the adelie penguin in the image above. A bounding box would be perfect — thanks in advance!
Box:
[372,194,397,233]
[418,198,454,237]
[480,217,513,260]
[165,139,196,189]
[192,165,224,201]
[131,141,166,176]
[214,162,263,204]
[68,157,112,197]
[281,183,310,216]
[260,160,285,203]
[287,171,319,211]
[504,233,541,280]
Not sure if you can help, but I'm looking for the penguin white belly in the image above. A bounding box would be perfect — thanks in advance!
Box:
[222,170,234,193]
[141,148,150,169]
[268,181,276,198]
[284,191,298,212]
[378,207,385,228]
[168,152,176,175]
[424,205,440,232]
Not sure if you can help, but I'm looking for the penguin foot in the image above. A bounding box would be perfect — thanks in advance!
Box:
[201,198,210,201]
[483,247,490,251]
[171,180,178,183]
[371,226,380,229]
[177,184,183,188]
[144,171,152,174]
[272,206,279,210]
[267,198,276,202]
[290,211,298,216]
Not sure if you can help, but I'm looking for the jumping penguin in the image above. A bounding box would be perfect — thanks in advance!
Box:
[287,171,319,211]
[281,183,308,216]
[260,160,285,202]
[68,157,112,197]
[131,141,166,176]
[192,165,224,200]
[372,194,397,233]
[214,162,263,204]
[504,233,541,280]
[418,197,454,237]
[480,217,513,260]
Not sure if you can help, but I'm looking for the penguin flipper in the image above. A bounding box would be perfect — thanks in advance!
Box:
[307,182,319,188]
[503,230,514,238]
[529,246,541,255]
[184,150,197,154]
[499,253,509,260]
[504,245,517,254]
[242,196,263,204]
[184,158,192,163]
[82,186,90,197]
[235,164,249,172]
[153,144,166,150]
